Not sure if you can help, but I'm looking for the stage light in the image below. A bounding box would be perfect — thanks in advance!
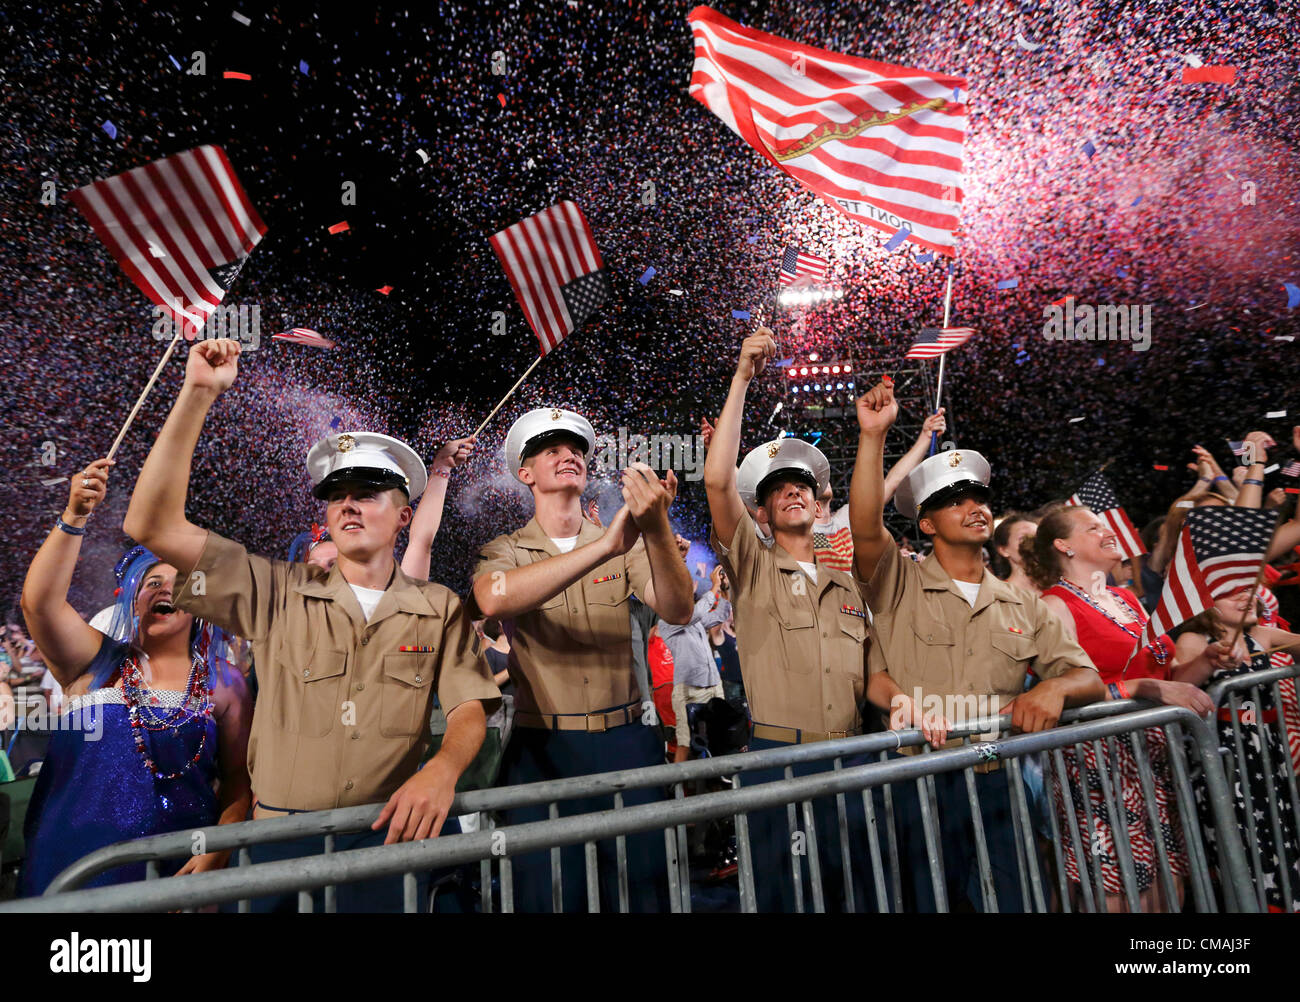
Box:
[809,352,819,361]
[811,366,819,374]
[836,383,844,389]
[814,383,821,391]
[791,386,799,393]
[799,366,808,375]
[787,369,797,378]
[831,365,840,374]
[843,363,852,372]
[848,381,855,389]
[803,384,810,392]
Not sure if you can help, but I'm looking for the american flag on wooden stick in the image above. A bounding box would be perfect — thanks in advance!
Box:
[903,326,975,359]
[687,6,968,256]
[813,525,854,572]
[489,200,607,355]
[1065,472,1146,560]
[272,328,336,349]
[778,247,828,285]
[1135,507,1278,658]
[69,146,266,338]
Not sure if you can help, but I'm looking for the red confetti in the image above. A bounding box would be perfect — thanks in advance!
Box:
[376,285,393,295]
[223,71,252,81]
[1050,295,1071,306]
[1182,65,1236,84]
[497,93,507,107]
[328,221,350,234]
[1152,464,1169,471]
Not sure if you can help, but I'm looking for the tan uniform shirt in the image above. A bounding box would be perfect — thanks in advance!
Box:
[173,530,500,816]
[709,511,867,734]
[861,543,1097,723]
[470,516,651,716]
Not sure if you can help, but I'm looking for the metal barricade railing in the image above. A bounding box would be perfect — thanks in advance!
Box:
[2,702,1258,914]
[1205,662,1300,913]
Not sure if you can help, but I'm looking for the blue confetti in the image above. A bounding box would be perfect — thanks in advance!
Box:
[1082,139,1096,158]
[1131,195,1144,206]
[1116,267,1128,277]
[883,226,911,252]
[773,358,794,368]
[1285,283,1300,309]
[997,278,1019,290]
[102,120,117,139]
[953,87,963,102]
[731,310,751,320]
[330,416,342,430]
[299,60,310,75]
[916,252,934,263]
[395,93,403,102]
[746,235,759,244]
[168,54,181,71]
[638,266,656,285]
[1096,358,1107,367]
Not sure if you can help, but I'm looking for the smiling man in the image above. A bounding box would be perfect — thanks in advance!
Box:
[849,376,1102,911]
[469,406,694,912]
[123,338,500,912]
[703,328,875,912]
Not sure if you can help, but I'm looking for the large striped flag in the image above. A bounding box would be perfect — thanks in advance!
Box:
[1136,507,1278,655]
[778,246,828,285]
[903,326,976,359]
[687,6,968,256]
[69,146,266,338]
[1066,473,1146,560]
[489,201,607,355]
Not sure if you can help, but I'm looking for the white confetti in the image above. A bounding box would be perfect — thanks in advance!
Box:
[1068,416,1085,423]
[668,289,684,296]
[232,10,251,26]
[41,477,68,487]
[1014,32,1044,52]
[1176,51,1204,68]
[416,149,430,163]
[1265,464,1279,474]
[1266,410,1288,419]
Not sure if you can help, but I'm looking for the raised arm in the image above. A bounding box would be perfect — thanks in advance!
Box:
[472,505,643,620]
[401,435,476,581]
[1233,431,1275,509]
[622,465,694,625]
[882,408,946,503]
[849,379,900,583]
[703,330,777,548]
[20,458,116,688]
[123,339,243,576]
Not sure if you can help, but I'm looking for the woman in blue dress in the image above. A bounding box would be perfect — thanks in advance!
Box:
[18,457,252,896]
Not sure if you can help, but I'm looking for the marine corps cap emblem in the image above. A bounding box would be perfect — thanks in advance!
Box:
[766,441,781,458]
[337,434,356,453]
[948,451,962,467]
[550,408,562,420]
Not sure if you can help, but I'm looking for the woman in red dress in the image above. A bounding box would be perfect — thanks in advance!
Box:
[1022,505,1230,912]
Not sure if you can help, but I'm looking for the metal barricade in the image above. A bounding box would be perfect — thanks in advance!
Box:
[1205,662,1300,913]
[2,702,1258,914]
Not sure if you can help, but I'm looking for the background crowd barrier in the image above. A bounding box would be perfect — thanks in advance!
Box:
[0,700,1262,914]
[1204,662,1300,913]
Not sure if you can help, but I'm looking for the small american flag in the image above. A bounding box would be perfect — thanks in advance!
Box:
[1282,459,1300,478]
[1066,473,1147,560]
[1136,507,1278,657]
[778,247,829,286]
[903,326,975,359]
[272,328,336,349]
[69,146,265,339]
[813,526,854,572]
[489,200,607,355]
[688,6,968,256]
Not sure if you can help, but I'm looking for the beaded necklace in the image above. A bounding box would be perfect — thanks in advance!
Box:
[1056,577,1170,666]
[120,650,213,780]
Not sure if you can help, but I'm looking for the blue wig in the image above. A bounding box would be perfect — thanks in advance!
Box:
[89,545,237,690]
[288,522,331,563]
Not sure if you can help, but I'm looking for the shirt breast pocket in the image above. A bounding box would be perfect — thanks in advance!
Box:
[911,622,954,685]
[381,653,435,738]
[775,602,816,675]
[988,632,1035,692]
[279,645,347,738]
[838,613,867,678]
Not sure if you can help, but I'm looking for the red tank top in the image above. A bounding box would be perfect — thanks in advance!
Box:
[1043,583,1172,683]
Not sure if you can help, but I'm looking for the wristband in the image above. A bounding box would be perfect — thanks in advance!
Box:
[430,467,451,479]
[1243,478,1264,487]
[56,518,86,536]
[1212,475,1228,483]
[1107,681,1129,701]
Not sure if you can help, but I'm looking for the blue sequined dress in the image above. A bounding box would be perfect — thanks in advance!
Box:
[19,639,219,897]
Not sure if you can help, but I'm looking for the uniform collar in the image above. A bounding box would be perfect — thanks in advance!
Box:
[292,558,440,627]
[919,553,1023,614]
[516,513,601,554]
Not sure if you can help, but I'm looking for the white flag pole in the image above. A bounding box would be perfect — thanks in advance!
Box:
[107,330,186,460]
[928,270,956,456]
[472,355,543,438]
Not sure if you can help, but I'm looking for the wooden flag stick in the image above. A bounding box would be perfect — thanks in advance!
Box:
[107,330,186,460]
[472,355,543,438]
[928,269,956,456]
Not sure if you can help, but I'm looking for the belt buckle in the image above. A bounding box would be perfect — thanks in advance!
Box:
[586,712,607,733]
